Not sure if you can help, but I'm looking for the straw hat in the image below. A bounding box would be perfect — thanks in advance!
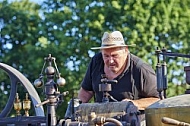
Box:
[91,31,136,50]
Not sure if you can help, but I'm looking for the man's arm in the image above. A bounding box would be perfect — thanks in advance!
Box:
[78,87,94,103]
[122,97,160,110]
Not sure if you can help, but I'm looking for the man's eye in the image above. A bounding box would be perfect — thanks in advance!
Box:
[112,55,118,58]
[104,55,109,58]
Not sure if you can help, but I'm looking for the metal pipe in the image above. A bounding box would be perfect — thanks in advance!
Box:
[156,47,164,99]
[156,63,164,100]
[159,52,190,58]
[162,47,168,98]
[105,118,123,126]
[162,62,167,98]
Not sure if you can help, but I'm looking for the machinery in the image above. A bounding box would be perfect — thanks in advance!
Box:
[0,47,190,126]
[0,54,140,126]
[145,47,190,126]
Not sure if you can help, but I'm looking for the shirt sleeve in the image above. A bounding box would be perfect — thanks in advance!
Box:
[80,58,94,91]
[140,63,159,98]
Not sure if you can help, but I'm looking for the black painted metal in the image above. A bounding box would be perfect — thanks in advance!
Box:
[34,54,67,126]
[0,63,45,117]
[0,116,46,126]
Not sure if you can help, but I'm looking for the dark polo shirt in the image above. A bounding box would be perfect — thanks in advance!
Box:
[81,52,159,102]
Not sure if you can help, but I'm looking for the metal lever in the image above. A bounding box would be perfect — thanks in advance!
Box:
[162,117,190,126]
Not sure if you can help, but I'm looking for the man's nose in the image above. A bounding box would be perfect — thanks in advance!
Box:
[109,57,114,63]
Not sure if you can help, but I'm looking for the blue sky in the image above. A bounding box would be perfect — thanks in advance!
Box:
[1,0,45,4]
[30,0,44,4]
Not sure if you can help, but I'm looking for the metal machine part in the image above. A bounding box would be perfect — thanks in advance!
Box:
[64,97,143,126]
[184,66,190,85]
[0,63,45,117]
[4,50,190,126]
[63,74,141,126]
[64,98,81,120]
[76,101,139,122]
[0,54,68,126]
[145,94,190,126]
[161,117,190,126]
[63,101,141,126]
[34,54,68,126]
[155,47,190,99]
[99,75,118,102]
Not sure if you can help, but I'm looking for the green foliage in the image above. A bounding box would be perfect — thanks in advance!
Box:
[1,0,190,118]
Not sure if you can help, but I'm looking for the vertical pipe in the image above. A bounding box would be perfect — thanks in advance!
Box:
[156,47,164,99]
[162,62,167,98]
[156,63,163,99]
[162,47,168,98]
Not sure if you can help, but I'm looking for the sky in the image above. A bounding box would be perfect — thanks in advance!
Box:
[30,0,44,4]
[1,0,45,4]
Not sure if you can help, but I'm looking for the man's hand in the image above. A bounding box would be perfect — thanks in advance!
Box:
[122,97,160,110]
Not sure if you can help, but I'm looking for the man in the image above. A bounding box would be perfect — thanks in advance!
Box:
[78,31,159,110]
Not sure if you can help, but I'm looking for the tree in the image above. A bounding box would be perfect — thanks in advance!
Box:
[0,0,190,118]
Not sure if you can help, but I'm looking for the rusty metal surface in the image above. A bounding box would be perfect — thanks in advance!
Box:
[76,101,138,122]
[145,94,190,126]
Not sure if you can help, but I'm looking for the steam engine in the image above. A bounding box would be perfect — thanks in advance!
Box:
[0,54,140,126]
[0,47,190,126]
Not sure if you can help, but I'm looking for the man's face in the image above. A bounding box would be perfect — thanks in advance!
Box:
[102,47,128,73]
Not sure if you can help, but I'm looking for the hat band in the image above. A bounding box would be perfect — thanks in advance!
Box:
[102,43,125,47]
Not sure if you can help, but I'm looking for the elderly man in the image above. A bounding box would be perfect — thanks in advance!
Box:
[78,31,159,110]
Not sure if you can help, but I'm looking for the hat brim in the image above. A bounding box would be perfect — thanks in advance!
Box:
[91,44,136,50]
